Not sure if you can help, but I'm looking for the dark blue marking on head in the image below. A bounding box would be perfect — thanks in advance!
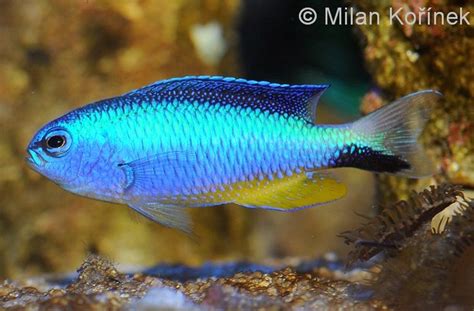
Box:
[334,144,410,173]
[124,76,329,123]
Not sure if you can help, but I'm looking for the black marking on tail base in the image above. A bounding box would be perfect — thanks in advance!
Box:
[334,144,410,173]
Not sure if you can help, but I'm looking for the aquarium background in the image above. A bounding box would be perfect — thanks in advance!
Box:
[0,0,374,277]
[0,0,472,289]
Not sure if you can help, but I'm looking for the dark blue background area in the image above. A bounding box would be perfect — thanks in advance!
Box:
[238,0,372,116]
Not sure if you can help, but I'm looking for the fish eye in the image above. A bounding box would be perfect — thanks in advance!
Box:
[42,128,72,157]
[46,135,66,148]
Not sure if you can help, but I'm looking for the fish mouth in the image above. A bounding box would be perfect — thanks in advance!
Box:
[26,149,74,185]
[26,149,46,168]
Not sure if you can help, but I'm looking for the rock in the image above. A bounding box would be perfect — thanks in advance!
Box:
[0,255,386,310]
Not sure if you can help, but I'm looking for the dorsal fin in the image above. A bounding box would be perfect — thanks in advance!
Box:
[125,76,329,123]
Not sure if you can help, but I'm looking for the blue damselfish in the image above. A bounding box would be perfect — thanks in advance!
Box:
[26,76,440,233]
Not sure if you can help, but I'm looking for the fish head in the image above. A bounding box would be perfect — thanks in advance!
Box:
[26,111,121,199]
[26,117,81,186]
[27,108,126,202]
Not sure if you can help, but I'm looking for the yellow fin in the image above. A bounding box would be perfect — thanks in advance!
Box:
[233,171,347,211]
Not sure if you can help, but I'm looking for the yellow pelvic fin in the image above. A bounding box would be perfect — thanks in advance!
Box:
[233,171,347,211]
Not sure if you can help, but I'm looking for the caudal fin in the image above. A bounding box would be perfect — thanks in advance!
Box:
[351,90,442,178]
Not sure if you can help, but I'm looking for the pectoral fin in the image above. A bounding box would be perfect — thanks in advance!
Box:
[234,171,347,211]
[119,151,196,195]
[128,201,193,235]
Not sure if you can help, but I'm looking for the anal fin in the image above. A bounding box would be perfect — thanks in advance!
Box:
[234,171,347,211]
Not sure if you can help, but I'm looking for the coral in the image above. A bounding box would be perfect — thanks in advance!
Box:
[340,184,474,309]
[340,184,464,265]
